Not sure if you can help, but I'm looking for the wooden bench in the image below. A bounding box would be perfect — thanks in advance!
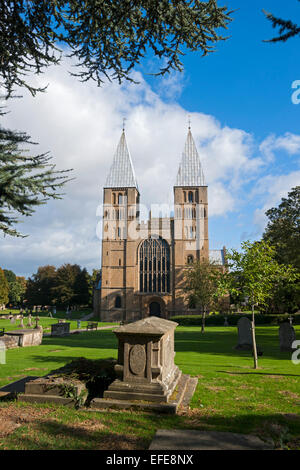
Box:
[86,322,98,331]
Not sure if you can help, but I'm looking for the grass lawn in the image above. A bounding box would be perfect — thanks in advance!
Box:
[0,316,118,334]
[0,308,94,320]
[0,325,299,450]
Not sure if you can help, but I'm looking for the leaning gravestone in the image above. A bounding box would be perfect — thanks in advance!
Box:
[279,323,296,352]
[235,317,253,350]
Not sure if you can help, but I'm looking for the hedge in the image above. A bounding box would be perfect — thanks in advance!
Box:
[170,313,300,326]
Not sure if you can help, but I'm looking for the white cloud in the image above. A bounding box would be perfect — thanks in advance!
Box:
[253,171,300,232]
[259,132,300,162]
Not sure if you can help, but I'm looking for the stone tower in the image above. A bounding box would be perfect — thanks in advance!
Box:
[173,127,209,310]
[100,130,140,322]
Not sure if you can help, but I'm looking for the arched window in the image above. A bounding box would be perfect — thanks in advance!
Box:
[139,238,170,293]
[113,193,116,205]
[187,255,194,264]
[183,191,187,203]
[188,191,194,203]
[115,296,121,308]
[118,193,123,204]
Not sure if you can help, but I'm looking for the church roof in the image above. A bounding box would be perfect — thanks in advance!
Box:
[175,128,206,187]
[105,131,138,189]
[209,249,226,265]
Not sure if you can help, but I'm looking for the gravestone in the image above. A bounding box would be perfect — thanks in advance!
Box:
[279,323,296,352]
[19,316,24,328]
[104,316,182,403]
[235,317,253,350]
[51,323,70,337]
[27,314,32,328]
[5,329,43,347]
[224,317,229,327]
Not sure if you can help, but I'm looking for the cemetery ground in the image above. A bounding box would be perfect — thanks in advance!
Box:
[0,325,299,450]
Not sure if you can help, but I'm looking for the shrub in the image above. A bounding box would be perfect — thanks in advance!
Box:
[170,313,300,326]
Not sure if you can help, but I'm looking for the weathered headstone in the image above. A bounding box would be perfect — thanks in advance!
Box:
[235,317,253,350]
[224,317,229,327]
[34,316,40,329]
[104,316,182,403]
[5,329,43,347]
[27,314,32,328]
[19,316,24,329]
[51,323,71,337]
[279,323,296,352]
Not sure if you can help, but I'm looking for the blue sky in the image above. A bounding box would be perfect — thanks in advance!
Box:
[1,0,299,278]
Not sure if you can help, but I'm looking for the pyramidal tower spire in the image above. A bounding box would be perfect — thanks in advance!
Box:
[175,127,206,187]
[105,129,138,189]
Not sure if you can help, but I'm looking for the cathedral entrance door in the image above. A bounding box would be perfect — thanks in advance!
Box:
[149,302,161,317]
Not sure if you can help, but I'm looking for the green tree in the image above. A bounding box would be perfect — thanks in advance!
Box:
[3,269,26,304]
[74,267,91,306]
[0,114,73,237]
[26,265,57,306]
[226,240,299,369]
[263,186,300,271]
[263,2,300,43]
[0,267,9,306]
[3,269,16,284]
[89,269,101,305]
[1,0,233,97]
[52,264,90,307]
[184,259,225,333]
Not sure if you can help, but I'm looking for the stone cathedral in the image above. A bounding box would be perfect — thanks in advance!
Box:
[94,127,226,322]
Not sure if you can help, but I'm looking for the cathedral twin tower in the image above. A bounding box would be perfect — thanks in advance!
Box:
[96,127,225,322]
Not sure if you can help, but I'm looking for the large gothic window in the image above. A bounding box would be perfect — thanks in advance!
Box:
[139,238,170,293]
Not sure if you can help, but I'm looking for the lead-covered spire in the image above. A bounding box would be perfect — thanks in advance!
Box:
[105,130,138,189]
[175,128,206,187]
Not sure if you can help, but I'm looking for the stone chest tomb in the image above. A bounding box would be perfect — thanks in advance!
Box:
[104,316,181,403]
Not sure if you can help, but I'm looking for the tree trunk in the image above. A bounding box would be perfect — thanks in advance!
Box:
[201,308,206,333]
[251,303,258,369]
